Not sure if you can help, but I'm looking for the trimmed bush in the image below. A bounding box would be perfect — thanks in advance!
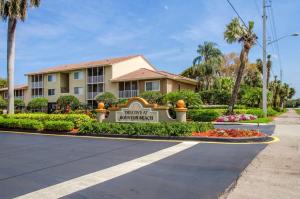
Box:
[0,118,44,131]
[79,122,213,137]
[57,95,80,111]
[0,97,7,108]
[95,92,116,108]
[163,90,202,108]
[14,99,25,108]
[139,91,164,105]
[28,98,48,112]
[44,121,74,131]
[187,109,221,122]
[4,113,92,128]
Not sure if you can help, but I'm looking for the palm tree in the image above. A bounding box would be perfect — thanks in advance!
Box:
[193,42,223,65]
[1,0,41,114]
[224,18,257,114]
[256,55,272,88]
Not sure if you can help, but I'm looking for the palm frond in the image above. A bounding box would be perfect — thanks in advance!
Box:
[30,0,40,7]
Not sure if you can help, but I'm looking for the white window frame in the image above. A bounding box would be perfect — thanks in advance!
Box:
[74,87,83,95]
[47,74,56,82]
[74,71,83,80]
[145,80,160,91]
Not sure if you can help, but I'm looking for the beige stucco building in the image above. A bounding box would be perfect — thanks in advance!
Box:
[0,55,197,110]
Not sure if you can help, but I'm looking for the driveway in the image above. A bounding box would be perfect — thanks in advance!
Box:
[0,125,274,199]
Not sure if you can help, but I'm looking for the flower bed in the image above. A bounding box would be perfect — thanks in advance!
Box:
[216,114,257,122]
[192,129,266,138]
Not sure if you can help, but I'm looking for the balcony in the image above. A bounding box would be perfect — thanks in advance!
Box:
[119,90,138,99]
[15,96,24,100]
[88,76,104,84]
[31,82,43,88]
[32,95,43,98]
[61,87,69,93]
[87,92,102,100]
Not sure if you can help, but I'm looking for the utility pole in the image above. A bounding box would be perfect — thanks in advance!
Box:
[262,0,268,117]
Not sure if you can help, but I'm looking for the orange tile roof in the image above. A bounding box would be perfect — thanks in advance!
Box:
[111,68,197,85]
[0,84,28,91]
[25,55,143,75]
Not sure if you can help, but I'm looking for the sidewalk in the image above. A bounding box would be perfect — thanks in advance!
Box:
[220,109,300,199]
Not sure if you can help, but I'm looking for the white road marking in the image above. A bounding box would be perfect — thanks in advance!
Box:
[14,141,198,199]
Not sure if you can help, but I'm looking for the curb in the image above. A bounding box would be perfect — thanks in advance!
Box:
[213,122,270,126]
[0,128,274,143]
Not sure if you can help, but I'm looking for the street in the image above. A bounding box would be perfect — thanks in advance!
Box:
[0,125,274,199]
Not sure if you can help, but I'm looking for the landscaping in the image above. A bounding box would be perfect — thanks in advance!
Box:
[192,129,266,138]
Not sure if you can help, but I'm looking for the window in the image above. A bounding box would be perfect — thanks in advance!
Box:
[48,74,56,82]
[74,71,83,80]
[74,87,83,95]
[145,81,160,91]
[48,89,55,96]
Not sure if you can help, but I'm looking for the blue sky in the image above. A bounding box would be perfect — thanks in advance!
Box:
[0,0,299,97]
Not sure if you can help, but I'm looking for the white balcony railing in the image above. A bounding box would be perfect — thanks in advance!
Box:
[32,95,43,99]
[31,82,43,88]
[119,90,138,99]
[88,76,104,84]
[87,92,102,100]
[15,96,24,100]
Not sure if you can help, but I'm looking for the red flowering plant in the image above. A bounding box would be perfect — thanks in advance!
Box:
[192,129,266,138]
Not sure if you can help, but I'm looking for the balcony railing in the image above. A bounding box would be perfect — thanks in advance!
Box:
[15,96,24,100]
[61,87,69,93]
[119,90,138,99]
[87,92,102,100]
[32,95,43,98]
[87,76,104,84]
[31,82,43,88]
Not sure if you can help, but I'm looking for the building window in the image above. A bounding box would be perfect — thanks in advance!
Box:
[48,89,55,96]
[145,81,160,91]
[48,74,56,82]
[74,71,83,80]
[74,87,83,95]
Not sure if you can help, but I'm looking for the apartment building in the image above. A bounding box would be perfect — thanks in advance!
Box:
[0,55,197,109]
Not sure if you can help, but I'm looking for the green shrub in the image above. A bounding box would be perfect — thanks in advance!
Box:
[79,122,213,137]
[14,99,25,108]
[199,89,231,105]
[267,107,279,116]
[139,91,164,105]
[187,109,220,122]
[44,121,74,131]
[163,90,202,108]
[28,98,48,111]
[0,118,44,131]
[57,95,80,111]
[95,92,116,108]
[0,97,7,108]
[4,113,92,128]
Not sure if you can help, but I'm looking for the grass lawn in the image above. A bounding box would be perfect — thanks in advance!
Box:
[295,109,300,115]
[242,117,273,124]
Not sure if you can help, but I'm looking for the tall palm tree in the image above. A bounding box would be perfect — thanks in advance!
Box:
[224,18,257,114]
[193,41,223,66]
[256,55,272,88]
[1,0,41,114]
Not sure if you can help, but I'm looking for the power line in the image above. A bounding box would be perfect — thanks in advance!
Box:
[226,0,248,28]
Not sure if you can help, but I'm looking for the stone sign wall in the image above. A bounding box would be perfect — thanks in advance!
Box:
[96,97,187,123]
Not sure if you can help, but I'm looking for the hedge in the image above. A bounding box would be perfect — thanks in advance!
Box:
[187,109,221,122]
[3,113,92,128]
[79,122,214,137]
[44,121,74,131]
[0,118,44,131]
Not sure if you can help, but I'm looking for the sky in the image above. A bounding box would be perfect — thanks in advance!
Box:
[0,0,299,97]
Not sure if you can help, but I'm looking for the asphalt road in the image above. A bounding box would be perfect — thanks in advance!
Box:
[0,125,275,199]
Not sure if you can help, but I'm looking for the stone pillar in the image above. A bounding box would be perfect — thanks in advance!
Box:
[175,100,187,122]
[96,102,107,123]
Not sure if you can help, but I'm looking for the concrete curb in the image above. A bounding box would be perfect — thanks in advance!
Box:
[213,122,270,126]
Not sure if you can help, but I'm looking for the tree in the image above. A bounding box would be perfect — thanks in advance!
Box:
[1,0,41,114]
[182,42,223,91]
[139,91,164,105]
[28,97,48,112]
[224,18,257,114]
[95,92,116,108]
[0,77,7,88]
[57,95,80,112]
[256,55,272,88]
